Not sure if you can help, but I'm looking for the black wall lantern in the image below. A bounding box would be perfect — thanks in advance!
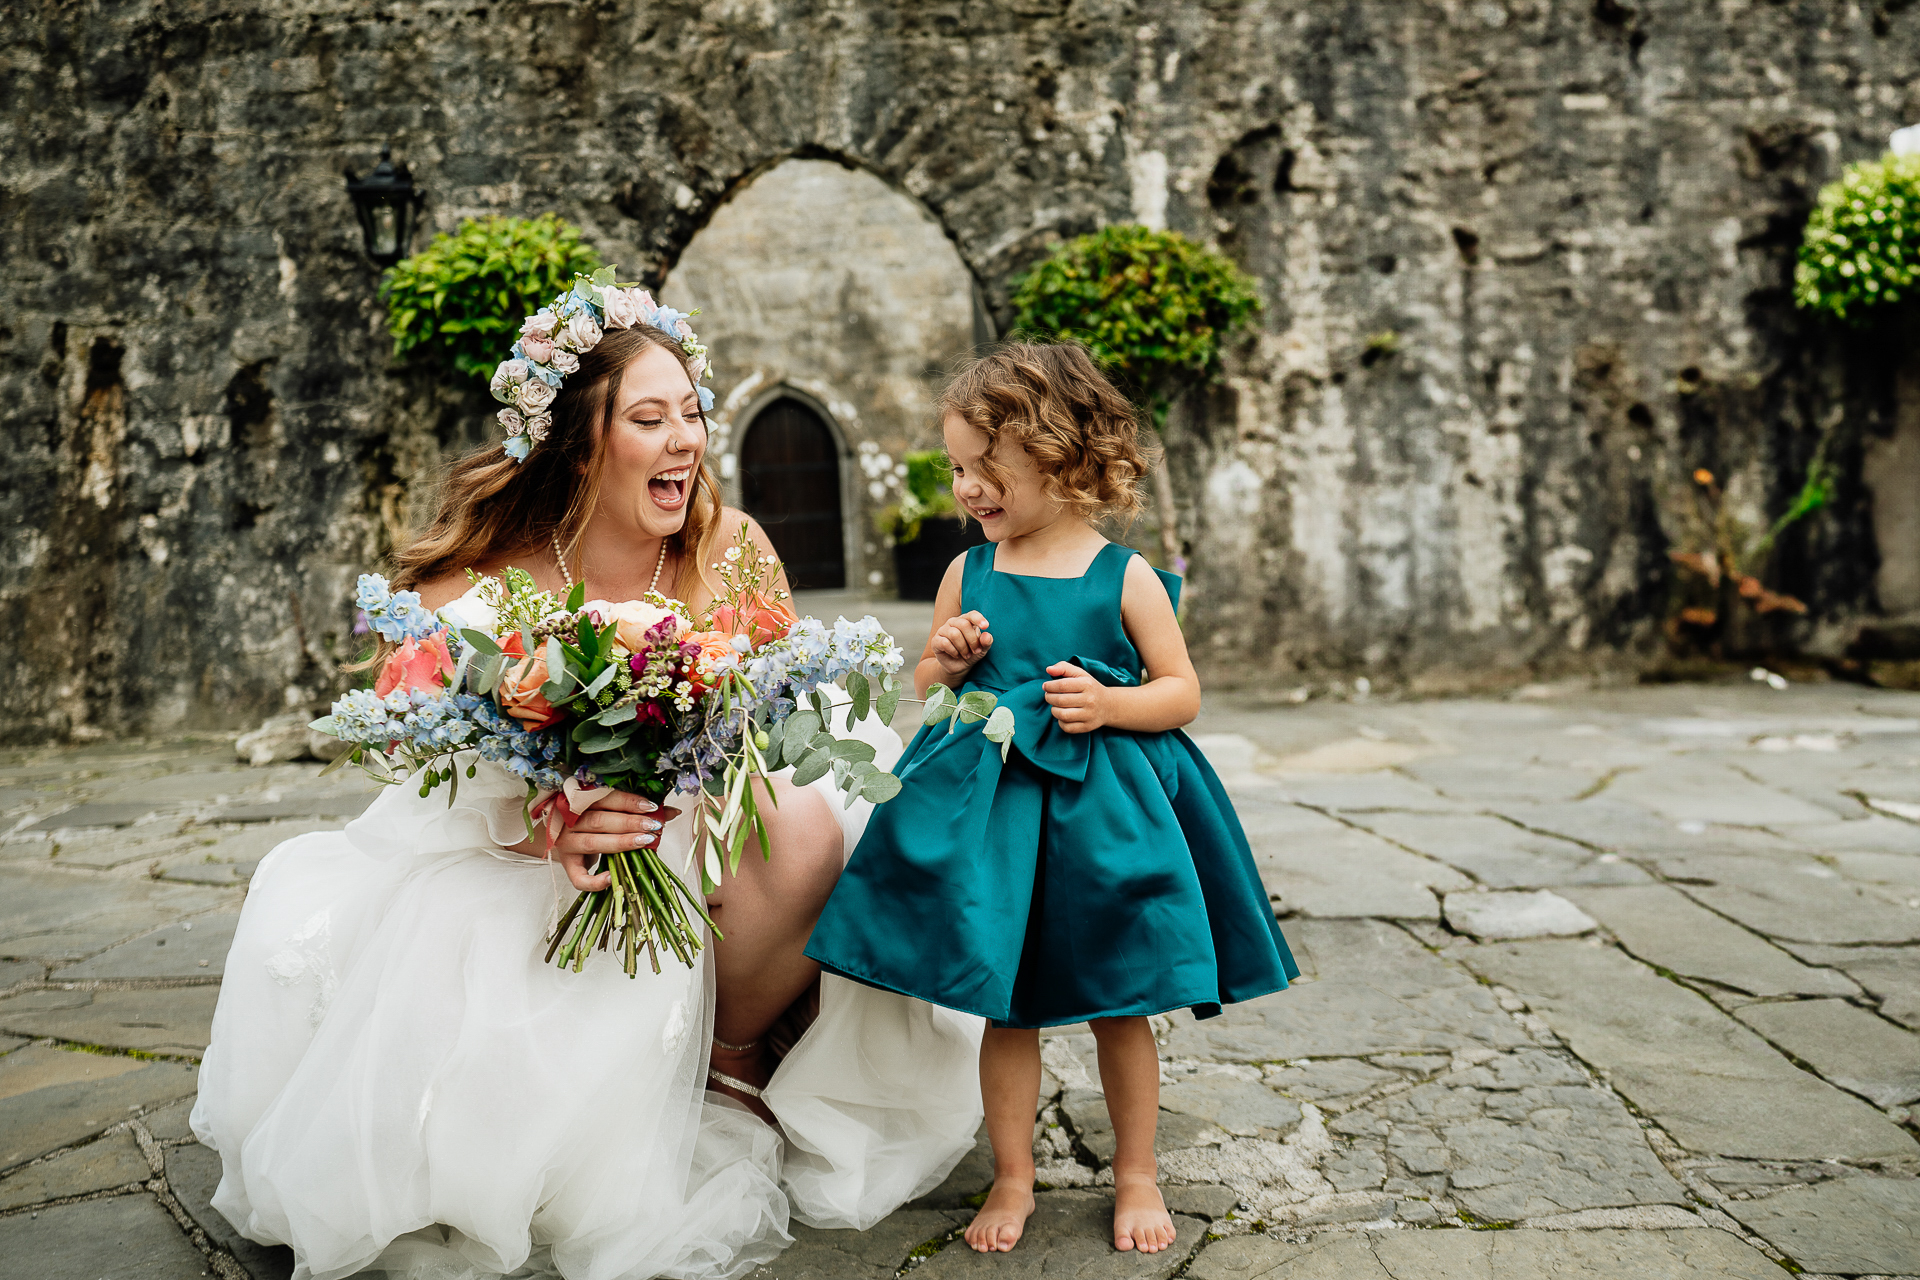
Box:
[345,145,425,268]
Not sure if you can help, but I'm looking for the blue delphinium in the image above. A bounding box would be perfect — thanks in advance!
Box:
[355,574,443,643]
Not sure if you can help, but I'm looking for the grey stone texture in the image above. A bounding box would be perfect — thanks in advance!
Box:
[16,6,1920,737]
[1442,890,1597,941]
[1460,939,1917,1160]
[0,1193,214,1280]
[1734,998,1920,1109]
[1185,1227,1782,1280]
[8,685,1920,1275]
[1724,1176,1920,1276]
[913,1191,1202,1280]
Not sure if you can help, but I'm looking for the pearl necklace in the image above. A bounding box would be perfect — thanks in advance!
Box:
[552,531,668,597]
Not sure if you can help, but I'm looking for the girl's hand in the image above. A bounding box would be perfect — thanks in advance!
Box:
[931,610,993,679]
[510,792,681,891]
[1043,661,1109,734]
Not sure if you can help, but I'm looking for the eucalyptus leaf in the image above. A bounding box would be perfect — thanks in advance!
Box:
[762,717,788,769]
[832,757,851,788]
[584,661,620,699]
[922,684,956,726]
[594,700,638,726]
[876,677,901,725]
[308,715,339,735]
[784,709,823,746]
[810,688,830,718]
[790,745,836,787]
[848,671,871,720]
[577,734,625,754]
[859,771,903,804]
[983,705,1016,743]
[459,629,501,656]
[958,690,997,722]
[829,738,877,763]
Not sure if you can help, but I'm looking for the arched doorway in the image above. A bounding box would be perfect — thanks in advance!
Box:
[739,397,846,590]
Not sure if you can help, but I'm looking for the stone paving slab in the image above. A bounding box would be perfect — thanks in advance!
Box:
[52,914,240,981]
[1162,920,1528,1062]
[1344,813,1647,889]
[0,1191,213,1280]
[1442,890,1597,940]
[44,830,208,871]
[1489,797,1807,857]
[1268,772,1465,814]
[1458,939,1917,1160]
[1779,941,1920,1028]
[1396,756,1605,803]
[1245,822,1467,920]
[0,1129,151,1211]
[911,1191,1203,1280]
[1653,853,1920,945]
[1780,814,1920,855]
[1604,761,1845,826]
[0,1049,198,1169]
[1734,998,1920,1109]
[1558,884,1862,997]
[0,987,218,1059]
[0,868,231,963]
[166,1141,295,1280]
[1829,850,1920,906]
[1185,1225,1782,1280]
[1722,1175,1920,1275]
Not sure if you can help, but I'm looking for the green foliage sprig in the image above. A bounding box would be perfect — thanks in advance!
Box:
[382,214,604,382]
[1796,154,1920,323]
[1010,225,1261,415]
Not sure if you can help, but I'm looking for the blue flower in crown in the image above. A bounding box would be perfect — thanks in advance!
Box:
[486,266,715,464]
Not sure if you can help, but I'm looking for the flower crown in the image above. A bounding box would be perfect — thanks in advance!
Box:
[488,266,713,463]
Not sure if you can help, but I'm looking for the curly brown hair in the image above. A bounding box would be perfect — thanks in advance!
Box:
[937,340,1158,521]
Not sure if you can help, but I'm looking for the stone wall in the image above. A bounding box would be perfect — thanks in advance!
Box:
[661,158,981,595]
[5,1,1919,739]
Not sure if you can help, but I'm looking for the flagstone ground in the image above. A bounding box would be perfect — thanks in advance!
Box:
[1,618,1917,1277]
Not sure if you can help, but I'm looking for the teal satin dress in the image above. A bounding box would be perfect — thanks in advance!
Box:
[805,542,1298,1029]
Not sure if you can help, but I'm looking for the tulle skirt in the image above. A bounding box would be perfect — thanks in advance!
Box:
[192,705,983,1280]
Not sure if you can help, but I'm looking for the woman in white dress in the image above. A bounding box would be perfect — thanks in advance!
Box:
[192,315,983,1280]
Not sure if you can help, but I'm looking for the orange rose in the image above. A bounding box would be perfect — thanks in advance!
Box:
[682,630,742,693]
[711,594,798,647]
[496,633,563,729]
[375,634,455,698]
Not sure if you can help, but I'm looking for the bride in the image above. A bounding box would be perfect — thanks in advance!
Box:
[192,295,984,1280]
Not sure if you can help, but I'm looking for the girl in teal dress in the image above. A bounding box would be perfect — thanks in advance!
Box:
[805,342,1298,1256]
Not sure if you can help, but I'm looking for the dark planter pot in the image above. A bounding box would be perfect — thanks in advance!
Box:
[893,515,989,600]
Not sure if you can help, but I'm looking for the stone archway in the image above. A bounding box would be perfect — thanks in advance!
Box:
[661,157,980,593]
[737,393,847,590]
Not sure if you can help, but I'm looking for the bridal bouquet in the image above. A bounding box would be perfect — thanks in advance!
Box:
[312,525,1014,976]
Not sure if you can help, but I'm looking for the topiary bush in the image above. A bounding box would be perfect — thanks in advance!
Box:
[1795,154,1920,323]
[873,448,959,544]
[1010,224,1261,415]
[381,214,603,383]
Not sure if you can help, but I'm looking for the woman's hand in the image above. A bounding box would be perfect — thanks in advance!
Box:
[511,792,681,891]
[930,610,993,680]
[1043,661,1110,734]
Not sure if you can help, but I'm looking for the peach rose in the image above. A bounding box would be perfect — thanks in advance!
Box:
[711,594,797,647]
[374,634,455,698]
[495,634,563,730]
[682,630,741,693]
[585,599,689,654]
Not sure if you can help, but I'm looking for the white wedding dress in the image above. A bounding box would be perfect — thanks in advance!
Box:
[192,682,983,1280]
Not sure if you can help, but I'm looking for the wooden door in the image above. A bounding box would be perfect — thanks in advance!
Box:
[739,397,846,589]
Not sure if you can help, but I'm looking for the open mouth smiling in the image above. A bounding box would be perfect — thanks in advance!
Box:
[650,467,692,509]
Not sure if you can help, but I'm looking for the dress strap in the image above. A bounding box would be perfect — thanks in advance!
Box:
[959,541,995,613]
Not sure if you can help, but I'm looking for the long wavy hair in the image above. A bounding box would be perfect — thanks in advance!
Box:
[391,324,725,599]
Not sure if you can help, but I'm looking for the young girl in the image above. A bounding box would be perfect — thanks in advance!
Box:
[806,342,1298,1254]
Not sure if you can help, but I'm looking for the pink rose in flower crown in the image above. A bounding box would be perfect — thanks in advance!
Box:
[563,314,602,353]
[495,633,563,730]
[520,333,556,364]
[517,378,557,412]
[586,599,690,655]
[602,287,643,330]
[520,310,558,340]
[525,413,553,442]
[374,634,456,698]
[551,350,579,375]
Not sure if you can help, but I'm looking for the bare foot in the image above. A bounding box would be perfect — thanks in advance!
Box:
[1112,1174,1176,1253]
[964,1178,1036,1253]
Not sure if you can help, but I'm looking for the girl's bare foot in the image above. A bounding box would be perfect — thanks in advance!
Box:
[1112,1173,1176,1253]
[964,1178,1036,1252]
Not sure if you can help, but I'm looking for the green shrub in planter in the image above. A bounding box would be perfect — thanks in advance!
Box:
[1796,154,1920,323]
[1010,224,1261,415]
[873,449,959,544]
[382,214,603,383]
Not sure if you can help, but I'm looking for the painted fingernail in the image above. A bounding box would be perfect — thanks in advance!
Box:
[631,834,655,848]
[636,800,658,812]
[639,819,662,832]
